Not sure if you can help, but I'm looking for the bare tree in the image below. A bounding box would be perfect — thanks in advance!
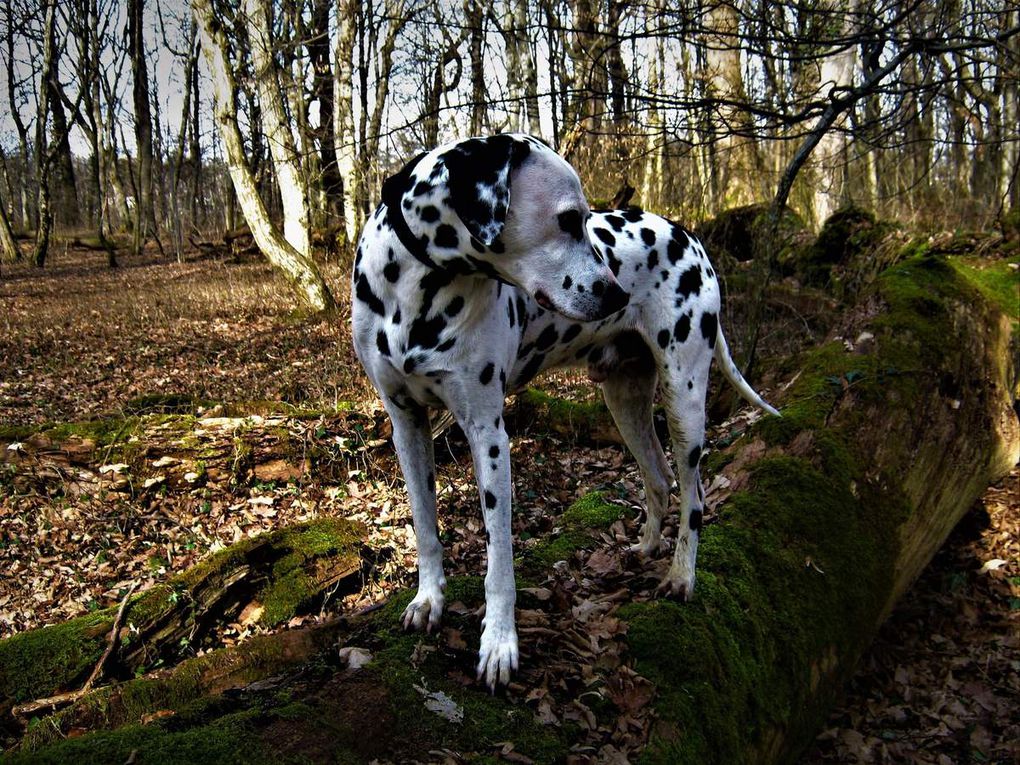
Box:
[193,0,336,312]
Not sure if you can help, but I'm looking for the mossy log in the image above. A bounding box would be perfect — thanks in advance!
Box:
[2,251,1017,763]
[0,519,366,723]
[621,251,1017,763]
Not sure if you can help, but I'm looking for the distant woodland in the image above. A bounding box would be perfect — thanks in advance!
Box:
[0,0,1017,308]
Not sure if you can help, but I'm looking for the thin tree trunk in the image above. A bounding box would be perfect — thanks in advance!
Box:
[128,0,155,255]
[0,189,18,264]
[334,0,359,243]
[193,0,336,313]
[32,0,58,269]
[465,0,487,135]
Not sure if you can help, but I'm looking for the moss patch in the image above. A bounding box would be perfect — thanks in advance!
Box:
[521,491,626,573]
[5,709,278,765]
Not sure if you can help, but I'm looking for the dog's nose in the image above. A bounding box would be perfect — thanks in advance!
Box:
[599,281,630,316]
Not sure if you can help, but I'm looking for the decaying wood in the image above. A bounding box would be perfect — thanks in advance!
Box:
[10,584,136,720]
[0,518,367,728]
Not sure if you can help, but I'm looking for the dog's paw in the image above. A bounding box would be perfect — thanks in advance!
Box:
[401,590,445,633]
[656,576,694,601]
[627,538,663,557]
[476,624,519,691]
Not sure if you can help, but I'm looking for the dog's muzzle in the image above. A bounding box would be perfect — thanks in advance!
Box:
[598,281,630,318]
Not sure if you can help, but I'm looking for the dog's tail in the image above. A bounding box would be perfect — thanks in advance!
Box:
[714,324,781,417]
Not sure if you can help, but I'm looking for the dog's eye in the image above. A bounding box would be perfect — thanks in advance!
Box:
[557,210,584,241]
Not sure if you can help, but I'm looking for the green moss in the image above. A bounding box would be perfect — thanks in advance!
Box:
[561,491,625,528]
[949,254,1019,325]
[516,387,610,435]
[5,709,277,765]
[520,492,626,573]
[0,612,112,703]
[624,453,906,765]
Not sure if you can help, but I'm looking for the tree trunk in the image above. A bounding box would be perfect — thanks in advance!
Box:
[128,0,155,255]
[334,0,359,243]
[193,0,336,313]
[243,0,311,257]
[0,190,18,264]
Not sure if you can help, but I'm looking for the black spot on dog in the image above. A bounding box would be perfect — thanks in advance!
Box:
[707,267,715,278]
[392,309,401,324]
[657,329,670,348]
[434,224,458,249]
[557,210,584,241]
[445,296,465,317]
[562,323,582,343]
[499,368,506,387]
[667,237,686,264]
[688,445,702,468]
[469,236,486,253]
[507,298,516,327]
[647,249,659,269]
[674,313,691,342]
[489,445,500,458]
[700,311,718,347]
[687,379,693,390]
[479,362,495,385]
[604,214,625,231]
[484,490,497,509]
[403,356,417,373]
[577,283,585,293]
[593,228,616,247]
[420,205,440,223]
[436,338,456,352]
[408,315,447,350]
[536,325,559,351]
[383,261,401,283]
[355,274,385,316]
[413,180,433,196]
[689,508,703,532]
[677,265,702,298]
[605,248,621,276]
[376,331,390,356]
[591,280,605,297]
[516,353,545,386]
[640,228,656,246]
[562,275,573,290]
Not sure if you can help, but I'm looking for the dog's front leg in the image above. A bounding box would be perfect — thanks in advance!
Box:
[461,418,517,690]
[384,397,445,632]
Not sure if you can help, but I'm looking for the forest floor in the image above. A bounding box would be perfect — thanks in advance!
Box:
[0,241,1017,763]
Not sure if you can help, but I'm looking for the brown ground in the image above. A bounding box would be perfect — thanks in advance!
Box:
[1,243,1016,763]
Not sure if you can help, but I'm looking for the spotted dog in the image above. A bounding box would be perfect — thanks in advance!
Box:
[351,133,778,689]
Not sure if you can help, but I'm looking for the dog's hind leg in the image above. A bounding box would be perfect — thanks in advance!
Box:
[384,397,446,632]
[602,368,674,557]
[657,360,711,601]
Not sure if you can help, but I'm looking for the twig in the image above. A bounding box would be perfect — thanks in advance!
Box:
[11,583,137,720]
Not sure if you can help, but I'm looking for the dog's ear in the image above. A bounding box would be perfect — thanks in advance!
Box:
[440,135,531,246]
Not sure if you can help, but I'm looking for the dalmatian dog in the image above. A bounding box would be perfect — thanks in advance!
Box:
[351,133,778,689]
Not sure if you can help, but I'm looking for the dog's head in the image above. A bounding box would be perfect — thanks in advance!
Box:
[434,134,628,321]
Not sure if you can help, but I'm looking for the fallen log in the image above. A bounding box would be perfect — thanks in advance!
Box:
[620,250,1018,763]
[0,518,366,724]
